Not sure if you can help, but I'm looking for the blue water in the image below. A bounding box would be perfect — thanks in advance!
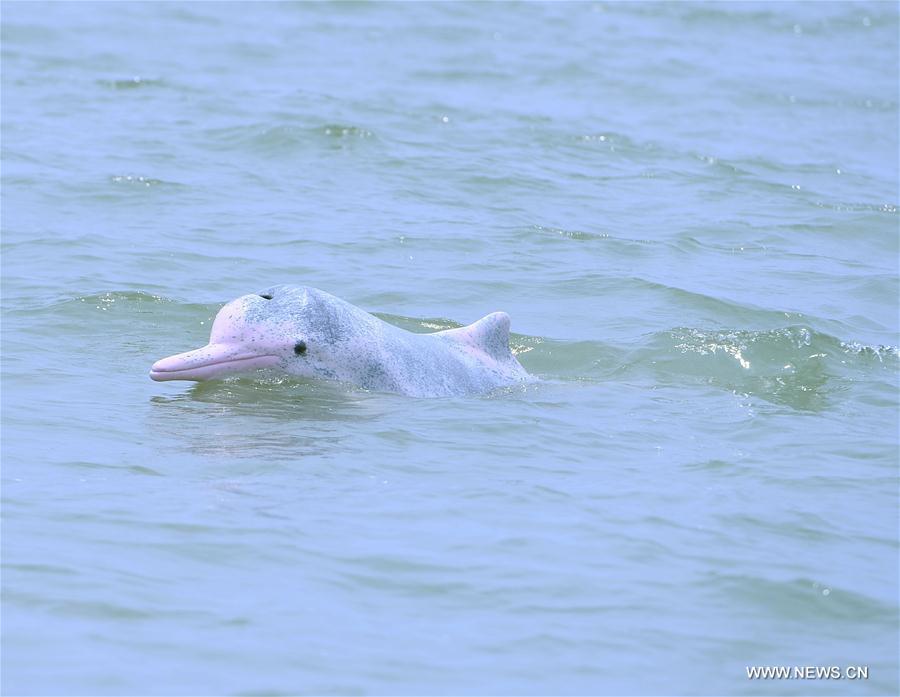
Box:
[2,2,898,695]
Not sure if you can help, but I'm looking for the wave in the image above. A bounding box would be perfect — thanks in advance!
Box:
[536,325,896,411]
[203,122,376,155]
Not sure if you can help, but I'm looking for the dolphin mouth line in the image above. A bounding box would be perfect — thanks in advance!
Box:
[149,354,280,382]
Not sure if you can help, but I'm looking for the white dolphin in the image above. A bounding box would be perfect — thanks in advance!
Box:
[150,285,532,397]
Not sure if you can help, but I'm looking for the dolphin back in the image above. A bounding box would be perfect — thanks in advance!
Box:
[436,312,517,363]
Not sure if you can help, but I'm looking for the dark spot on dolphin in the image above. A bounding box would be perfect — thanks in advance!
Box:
[259,294,273,300]
[294,341,307,355]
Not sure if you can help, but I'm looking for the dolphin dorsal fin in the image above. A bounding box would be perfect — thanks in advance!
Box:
[438,311,512,361]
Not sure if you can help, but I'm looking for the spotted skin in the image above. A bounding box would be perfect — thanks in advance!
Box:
[150,285,532,397]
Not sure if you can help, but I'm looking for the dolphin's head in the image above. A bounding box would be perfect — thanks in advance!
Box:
[150,285,359,382]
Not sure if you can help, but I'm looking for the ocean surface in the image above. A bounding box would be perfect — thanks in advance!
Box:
[1,2,898,695]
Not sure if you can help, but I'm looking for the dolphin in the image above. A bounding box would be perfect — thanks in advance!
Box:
[150,285,532,397]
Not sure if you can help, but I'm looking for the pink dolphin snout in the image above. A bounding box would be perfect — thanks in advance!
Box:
[149,343,280,382]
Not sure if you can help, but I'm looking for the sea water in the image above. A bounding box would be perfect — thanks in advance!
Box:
[1,2,898,695]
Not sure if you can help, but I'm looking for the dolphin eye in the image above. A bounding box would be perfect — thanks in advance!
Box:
[259,294,273,300]
[294,341,307,356]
